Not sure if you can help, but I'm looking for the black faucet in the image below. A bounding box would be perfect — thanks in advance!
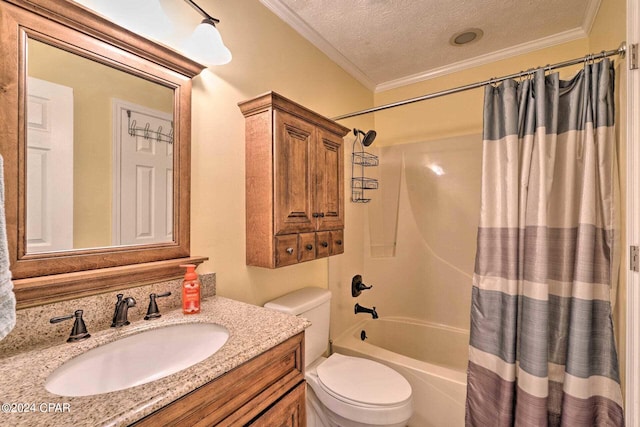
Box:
[354,303,378,319]
[111,294,136,327]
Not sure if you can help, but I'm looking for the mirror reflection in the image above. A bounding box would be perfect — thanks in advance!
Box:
[26,38,175,254]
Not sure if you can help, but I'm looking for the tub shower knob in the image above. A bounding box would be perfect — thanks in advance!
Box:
[351,274,373,297]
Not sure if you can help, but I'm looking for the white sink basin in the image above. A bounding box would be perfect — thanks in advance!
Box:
[45,323,229,397]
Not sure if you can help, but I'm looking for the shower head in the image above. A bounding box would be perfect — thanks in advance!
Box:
[353,128,377,146]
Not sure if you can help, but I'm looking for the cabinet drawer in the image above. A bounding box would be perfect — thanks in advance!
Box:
[330,230,344,255]
[275,235,299,267]
[298,233,316,263]
[132,333,304,427]
[315,231,330,258]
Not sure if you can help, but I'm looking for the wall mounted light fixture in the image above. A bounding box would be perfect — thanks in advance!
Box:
[181,0,232,66]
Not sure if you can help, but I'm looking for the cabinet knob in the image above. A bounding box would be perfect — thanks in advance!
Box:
[286,247,294,255]
[312,212,325,218]
[306,244,313,251]
[321,241,328,248]
[336,240,342,245]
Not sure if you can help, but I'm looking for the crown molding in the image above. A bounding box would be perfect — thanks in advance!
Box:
[582,0,602,35]
[258,0,376,90]
[375,27,588,92]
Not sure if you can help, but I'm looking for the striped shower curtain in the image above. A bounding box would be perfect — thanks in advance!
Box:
[465,58,624,426]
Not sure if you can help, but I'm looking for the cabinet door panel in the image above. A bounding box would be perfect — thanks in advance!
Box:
[315,129,344,230]
[274,111,315,235]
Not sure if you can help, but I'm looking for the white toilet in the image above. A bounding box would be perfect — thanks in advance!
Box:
[265,287,413,427]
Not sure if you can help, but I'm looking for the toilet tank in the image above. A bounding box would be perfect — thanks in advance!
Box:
[264,287,331,367]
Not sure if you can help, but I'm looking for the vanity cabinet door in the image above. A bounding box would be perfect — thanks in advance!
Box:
[131,333,304,427]
[248,382,305,426]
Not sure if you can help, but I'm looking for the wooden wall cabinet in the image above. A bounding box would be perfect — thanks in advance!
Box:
[132,333,305,426]
[239,92,349,268]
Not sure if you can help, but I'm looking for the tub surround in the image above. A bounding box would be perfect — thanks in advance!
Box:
[0,292,309,426]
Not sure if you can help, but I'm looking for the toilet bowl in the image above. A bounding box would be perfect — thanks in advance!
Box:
[264,287,413,427]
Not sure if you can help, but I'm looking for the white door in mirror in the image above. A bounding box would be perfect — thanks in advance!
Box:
[26,77,74,253]
[113,100,174,245]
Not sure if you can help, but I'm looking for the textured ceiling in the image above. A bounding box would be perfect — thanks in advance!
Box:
[260,0,601,91]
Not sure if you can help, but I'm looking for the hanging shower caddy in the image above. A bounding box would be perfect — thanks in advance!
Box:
[351,129,378,203]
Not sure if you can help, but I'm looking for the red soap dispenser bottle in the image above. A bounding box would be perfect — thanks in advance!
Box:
[180,264,201,314]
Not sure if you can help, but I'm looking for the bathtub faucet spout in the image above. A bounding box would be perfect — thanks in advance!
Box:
[354,303,378,319]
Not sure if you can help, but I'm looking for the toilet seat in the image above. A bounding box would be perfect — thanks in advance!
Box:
[316,353,412,406]
[306,354,413,426]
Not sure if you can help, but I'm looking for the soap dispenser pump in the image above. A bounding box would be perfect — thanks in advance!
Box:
[180,264,201,314]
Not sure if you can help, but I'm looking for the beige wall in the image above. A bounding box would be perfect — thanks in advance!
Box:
[188,0,372,306]
[28,39,173,248]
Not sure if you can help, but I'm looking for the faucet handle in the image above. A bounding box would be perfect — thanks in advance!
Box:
[50,310,91,342]
[145,291,172,320]
[351,274,373,297]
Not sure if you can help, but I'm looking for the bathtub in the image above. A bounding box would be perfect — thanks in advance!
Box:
[332,317,469,427]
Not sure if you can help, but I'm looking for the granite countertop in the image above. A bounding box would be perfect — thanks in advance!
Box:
[0,296,309,427]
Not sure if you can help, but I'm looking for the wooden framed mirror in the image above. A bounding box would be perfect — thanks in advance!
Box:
[0,0,206,308]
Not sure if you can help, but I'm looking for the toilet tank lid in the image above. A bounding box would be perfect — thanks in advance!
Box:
[264,287,331,315]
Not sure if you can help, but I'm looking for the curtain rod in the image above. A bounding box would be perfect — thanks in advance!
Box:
[332,42,627,121]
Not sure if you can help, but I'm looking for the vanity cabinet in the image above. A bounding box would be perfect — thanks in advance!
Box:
[239,92,350,268]
[132,332,305,426]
